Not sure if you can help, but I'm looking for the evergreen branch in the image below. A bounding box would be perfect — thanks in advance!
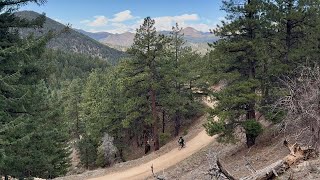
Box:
[0,0,46,7]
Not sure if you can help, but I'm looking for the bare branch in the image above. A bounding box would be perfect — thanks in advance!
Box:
[274,64,320,150]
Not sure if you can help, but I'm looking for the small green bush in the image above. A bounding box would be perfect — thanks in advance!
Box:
[96,146,106,167]
[159,132,171,146]
[242,119,263,137]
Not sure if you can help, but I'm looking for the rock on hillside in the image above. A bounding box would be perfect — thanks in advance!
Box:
[101,32,135,48]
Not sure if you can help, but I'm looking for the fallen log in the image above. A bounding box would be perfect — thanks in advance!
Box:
[240,140,318,180]
[240,160,285,180]
[207,151,236,180]
[217,158,236,180]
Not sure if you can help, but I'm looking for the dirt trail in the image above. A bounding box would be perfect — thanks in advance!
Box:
[89,100,217,180]
[90,130,216,180]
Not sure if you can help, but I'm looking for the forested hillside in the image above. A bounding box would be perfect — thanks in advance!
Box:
[0,1,206,178]
[204,0,320,147]
[16,11,125,64]
[2,0,320,179]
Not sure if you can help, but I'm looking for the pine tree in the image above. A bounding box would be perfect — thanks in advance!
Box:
[266,0,320,70]
[204,0,265,147]
[0,0,71,178]
[80,68,126,165]
[123,17,170,151]
[168,23,185,136]
[63,78,84,139]
[256,0,320,119]
[159,24,203,136]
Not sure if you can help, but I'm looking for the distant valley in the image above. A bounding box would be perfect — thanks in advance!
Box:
[75,27,218,53]
[16,10,217,64]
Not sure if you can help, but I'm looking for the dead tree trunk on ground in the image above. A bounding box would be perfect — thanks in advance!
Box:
[207,150,235,180]
[240,140,318,180]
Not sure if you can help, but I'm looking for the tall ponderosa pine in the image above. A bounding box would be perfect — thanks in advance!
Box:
[204,0,265,147]
[63,78,84,139]
[168,23,185,136]
[267,0,320,70]
[0,0,70,178]
[160,23,203,136]
[123,17,169,151]
[256,0,320,119]
[80,67,126,166]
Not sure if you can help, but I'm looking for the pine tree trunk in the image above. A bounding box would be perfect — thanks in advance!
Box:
[246,0,257,148]
[162,110,165,133]
[85,147,89,169]
[246,104,256,147]
[174,112,181,136]
[136,133,140,147]
[246,133,256,147]
[246,107,255,120]
[151,89,159,150]
[285,1,293,64]
[76,103,80,139]
[119,149,125,162]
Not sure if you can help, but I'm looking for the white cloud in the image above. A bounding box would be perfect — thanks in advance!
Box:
[106,23,132,33]
[111,10,134,22]
[80,19,90,24]
[153,14,199,31]
[87,16,108,27]
[81,13,220,33]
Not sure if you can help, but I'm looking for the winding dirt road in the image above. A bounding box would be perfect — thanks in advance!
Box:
[89,130,216,180]
[89,99,217,180]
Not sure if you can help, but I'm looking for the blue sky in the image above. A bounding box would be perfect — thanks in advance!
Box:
[21,0,226,33]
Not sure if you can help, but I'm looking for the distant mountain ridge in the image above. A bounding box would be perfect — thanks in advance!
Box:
[75,27,219,53]
[15,11,125,64]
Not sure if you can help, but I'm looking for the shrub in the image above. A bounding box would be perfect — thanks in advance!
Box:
[242,119,263,137]
[78,136,98,169]
[159,132,171,146]
[96,133,118,167]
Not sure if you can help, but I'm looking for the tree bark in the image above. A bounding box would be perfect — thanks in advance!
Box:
[174,112,181,136]
[75,101,80,139]
[246,133,256,148]
[285,0,293,64]
[245,0,258,148]
[217,158,236,180]
[151,88,160,150]
[162,110,165,133]
[241,140,317,180]
[136,133,140,147]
